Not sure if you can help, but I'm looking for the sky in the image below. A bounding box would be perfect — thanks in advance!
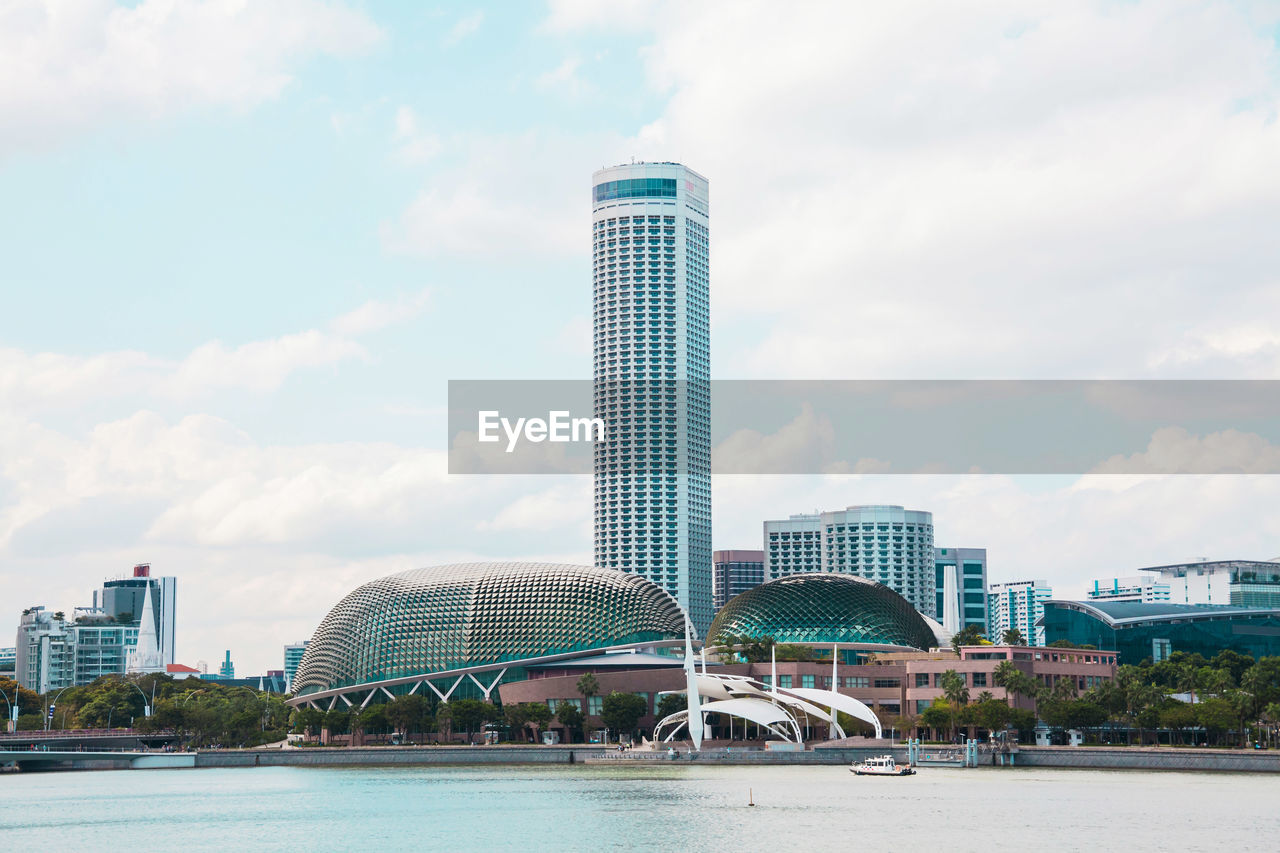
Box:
[2,0,1280,675]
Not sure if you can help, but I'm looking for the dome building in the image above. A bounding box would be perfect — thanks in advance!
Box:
[289,562,687,708]
[708,572,939,653]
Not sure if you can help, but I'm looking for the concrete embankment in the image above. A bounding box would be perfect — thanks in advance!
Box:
[1011,745,1280,772]
[192,744,1280,772]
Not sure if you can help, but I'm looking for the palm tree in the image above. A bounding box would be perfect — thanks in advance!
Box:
[577,673,599,723]
[1001,628,1027,646]
[939,669,969,740]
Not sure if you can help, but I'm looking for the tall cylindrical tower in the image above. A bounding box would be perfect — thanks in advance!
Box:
[591,162,711,634]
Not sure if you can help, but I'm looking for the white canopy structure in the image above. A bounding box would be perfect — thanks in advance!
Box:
[654,672,883,746]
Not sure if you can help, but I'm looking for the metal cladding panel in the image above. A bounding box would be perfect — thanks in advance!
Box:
[707,572,937,650]
[293,562,686,694]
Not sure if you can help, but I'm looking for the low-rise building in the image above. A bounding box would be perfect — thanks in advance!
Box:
[1040,600,1280,664]
[1144,560,1280,607]
[1087,575,1171,603]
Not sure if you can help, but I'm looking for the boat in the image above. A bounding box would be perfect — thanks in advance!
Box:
[851,754,915,776]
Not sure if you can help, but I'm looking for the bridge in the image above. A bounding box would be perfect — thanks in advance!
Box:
[0,728,179,751]
[0,748,195,771]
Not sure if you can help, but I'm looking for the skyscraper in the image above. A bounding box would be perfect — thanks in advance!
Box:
[764,505,936,614]
[592,163,712,633]
[934,547,989,636]
[988,579,1053,645]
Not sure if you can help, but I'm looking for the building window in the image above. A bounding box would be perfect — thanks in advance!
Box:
[778,675,792,688]
[761,675,772,687]
[915,673,930,687]
[588,696,603,716]
[843,676,870,688]
[972,672,987,687]
[1153,638,1172,663]
[802,674,815,689]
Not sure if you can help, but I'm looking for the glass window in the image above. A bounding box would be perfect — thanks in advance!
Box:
[588,696,603,716]
[915,673,930,687]
[778,675,792,688]
[802,674,815,689]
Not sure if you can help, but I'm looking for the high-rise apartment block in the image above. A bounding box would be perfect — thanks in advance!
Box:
[592,163,712,633]
[712,550,765,611]
[13,564,177,692]
[934,547,989,635]
[764,505,935,614]
[988,579,1053,645]
[1087,575,1172,603]
[284,641,309,691]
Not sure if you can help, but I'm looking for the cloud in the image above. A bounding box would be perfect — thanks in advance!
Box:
[331,288,431,336]
[713,404,892,474]
[536,57,593,98]
[1090,427,1280,474]
[549,0,1280,381]
[0,0,383,157]
[0,293,430,411]
[444,11,484,45]
[384,129,615,256]
[390,105,442,165]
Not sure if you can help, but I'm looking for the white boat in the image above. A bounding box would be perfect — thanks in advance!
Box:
[851,754,915,776]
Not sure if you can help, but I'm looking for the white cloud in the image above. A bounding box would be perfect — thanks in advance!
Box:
[0,0,383,157]
[390,105,442,165]
[0,293,432,411]
[713,404,891,474]
[1090,427,1280,474]
[444,10,484,45]
[331,288,431,336]
[536,57,593,98]
[549,0,1280,380]
[384,129,614,256]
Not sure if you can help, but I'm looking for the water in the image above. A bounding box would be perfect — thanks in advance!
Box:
[3,764,1278,851]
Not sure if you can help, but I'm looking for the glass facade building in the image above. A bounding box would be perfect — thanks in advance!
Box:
[1039,600,1280,664]
[707,572,939,652]
[292,562,687,699]
[765,505,936,614]
[934,547,988,635]
[1143,560,1280,608]
[592,162,712,634]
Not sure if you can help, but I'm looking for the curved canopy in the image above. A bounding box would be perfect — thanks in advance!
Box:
[784,687,882,738]
[700,698,796,728]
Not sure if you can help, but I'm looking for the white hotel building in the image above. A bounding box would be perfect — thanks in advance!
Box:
[592,163,713,633]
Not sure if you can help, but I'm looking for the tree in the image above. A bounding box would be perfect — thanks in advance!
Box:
[939,669,969,739]
[1008,707,1037,740]
[600,692,647,742]
[951,625,987,654]
[577,673,600,710]
[1211,650,1254,685]
[385,694,429,740]
[971,697,1011,734]
[557,702,584,742]
[655,693,686,721]
[447,698,494,742]
[1001,628,1027,646]
[523,703,553,742]
[920,699,952,739]
[322,708,351,736]
[993,660,1038,707]
[1196,697,1236,746]
[1159,702,1197,745]
[358,704,389,737]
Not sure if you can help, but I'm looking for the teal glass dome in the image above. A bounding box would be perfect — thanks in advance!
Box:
[708,573,936,650]
[293,562,686,695]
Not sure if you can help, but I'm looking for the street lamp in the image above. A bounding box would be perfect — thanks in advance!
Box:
[45,686,73,732]
[1,684,16,734]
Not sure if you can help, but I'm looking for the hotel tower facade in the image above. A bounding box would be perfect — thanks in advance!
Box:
[591,162,712,633]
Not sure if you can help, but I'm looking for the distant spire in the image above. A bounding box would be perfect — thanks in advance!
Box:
[127,581,164,674]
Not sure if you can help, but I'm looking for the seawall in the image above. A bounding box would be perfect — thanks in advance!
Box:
[191,744,1280,772]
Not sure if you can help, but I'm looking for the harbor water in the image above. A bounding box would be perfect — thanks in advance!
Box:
[4,764,1278,851]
